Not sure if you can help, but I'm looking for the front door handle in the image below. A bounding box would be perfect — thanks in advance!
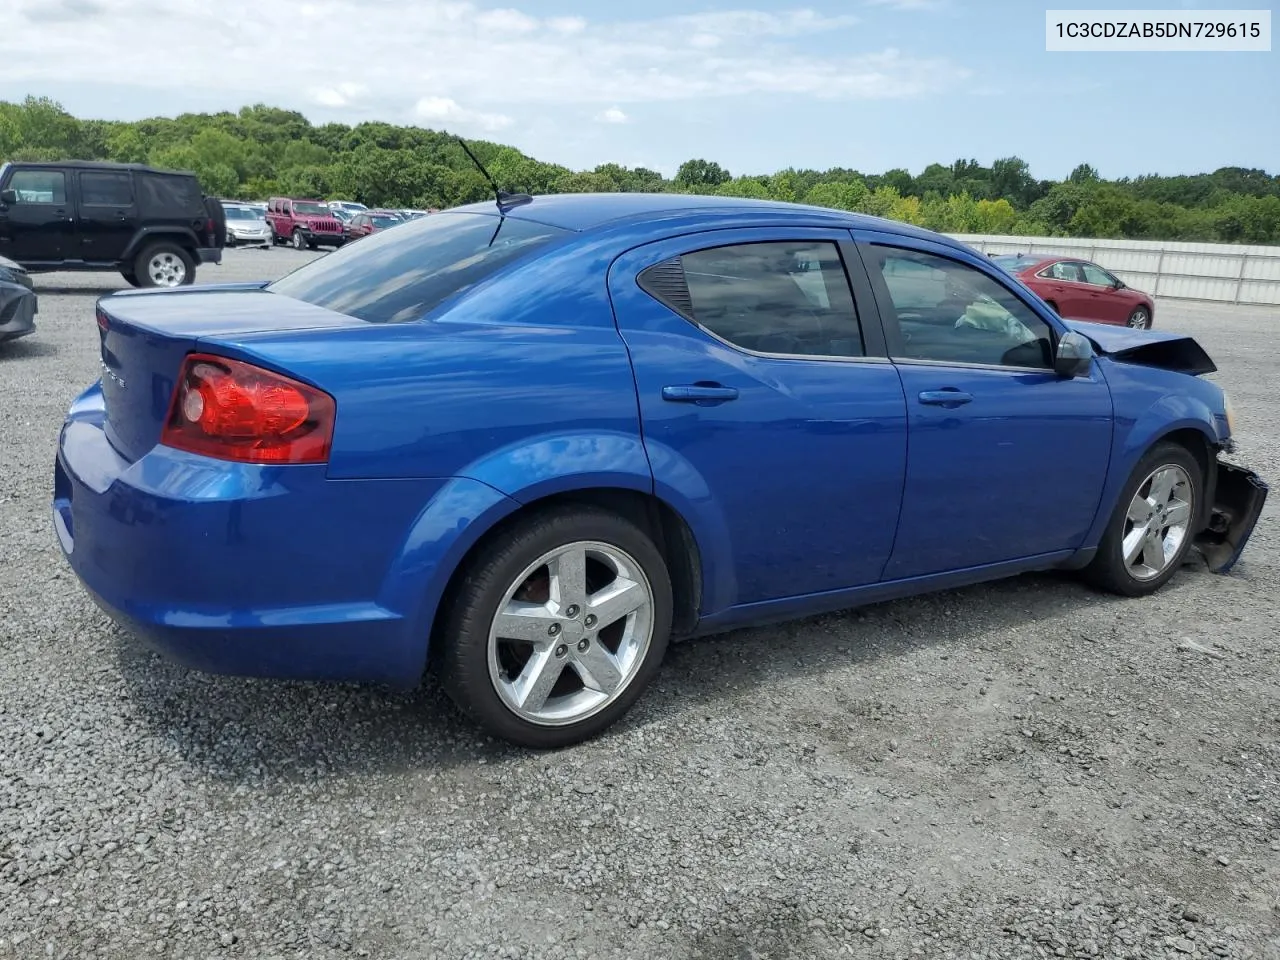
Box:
[662,384,739,403]
[918,389,973,407]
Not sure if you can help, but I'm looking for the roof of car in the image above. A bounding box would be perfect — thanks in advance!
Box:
[446,191,960,246]
[3,160,195,177]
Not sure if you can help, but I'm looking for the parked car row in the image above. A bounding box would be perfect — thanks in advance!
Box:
[217,197,430,250]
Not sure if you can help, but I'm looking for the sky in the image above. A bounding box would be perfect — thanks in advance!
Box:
[1,0,1275,181]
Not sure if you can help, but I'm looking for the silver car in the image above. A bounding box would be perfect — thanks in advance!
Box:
[223,204,272,248]
[0,253,37,342]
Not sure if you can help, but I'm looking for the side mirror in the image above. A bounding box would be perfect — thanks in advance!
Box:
[1054,330,1094,378]
[0,188,16,204]
[1112,277,1125,289]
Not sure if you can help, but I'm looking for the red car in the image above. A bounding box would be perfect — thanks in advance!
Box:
[992,255,1154,328]
[346,210,405,240]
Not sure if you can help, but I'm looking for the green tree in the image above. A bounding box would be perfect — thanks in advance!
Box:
[675,158,730,189]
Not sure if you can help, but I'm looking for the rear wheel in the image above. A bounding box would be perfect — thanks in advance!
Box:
[434,506,673,748]
[134,243,194,288]
[1082,442,1203,597]
[1127,307,1151,329]
[119,268,141,287]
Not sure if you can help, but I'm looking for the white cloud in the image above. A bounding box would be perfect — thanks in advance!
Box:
[414,97,513,132]
[595,106,628,124]
[864,0,948,9]
[3,0,969,129]
[310,82,367,108]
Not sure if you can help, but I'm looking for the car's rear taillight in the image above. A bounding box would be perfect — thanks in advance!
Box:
[160,353,335,464]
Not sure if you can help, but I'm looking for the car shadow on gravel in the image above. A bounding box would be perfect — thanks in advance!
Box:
[35,284,128,295]
[111,567,1144,785]
[0,338,58,359]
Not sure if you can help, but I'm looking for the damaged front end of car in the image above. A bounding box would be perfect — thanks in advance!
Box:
[1196,457,1269,574]
[1063,319,1269,575]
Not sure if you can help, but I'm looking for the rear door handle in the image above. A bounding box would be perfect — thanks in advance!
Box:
[918,389,973,407]
[662,384,739,403]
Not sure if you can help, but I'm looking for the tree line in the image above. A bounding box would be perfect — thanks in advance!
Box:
[2,96,1278,244]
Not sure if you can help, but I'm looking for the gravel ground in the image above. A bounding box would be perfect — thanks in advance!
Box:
[1,250,1277,960]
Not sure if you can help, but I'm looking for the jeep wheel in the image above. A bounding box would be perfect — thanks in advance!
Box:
[120,268,142,288]
[135,243,194,288]
[292,230,307,251]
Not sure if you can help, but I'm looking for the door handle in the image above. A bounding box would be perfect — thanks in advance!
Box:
[918,389,973,407]
[662,384,739,403]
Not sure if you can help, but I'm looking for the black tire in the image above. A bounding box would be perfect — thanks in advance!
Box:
[434,506,674,748]
[120,269,142,287]
[225,235,236,248]
[292,230,307,251]
[1127,306,1152,329]
[1082,441,1204,597]
[133,242,194,288]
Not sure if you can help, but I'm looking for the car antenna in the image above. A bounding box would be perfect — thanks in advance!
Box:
[454,135,533,214]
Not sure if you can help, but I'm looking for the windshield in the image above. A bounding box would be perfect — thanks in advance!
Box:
[291,202,329,216]
[267,211,570,323]
[224,206,259,220]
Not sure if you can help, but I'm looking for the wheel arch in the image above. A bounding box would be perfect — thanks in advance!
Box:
[121,227,201,262]
[427,486,705,661]
[1081,413,1222,552]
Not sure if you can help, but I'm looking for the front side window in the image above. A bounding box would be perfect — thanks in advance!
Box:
[8,170,66,204]
[867,246,1053,369]
[268,211,569,323]
[638,240,865,358]
[1081,263,1115,287]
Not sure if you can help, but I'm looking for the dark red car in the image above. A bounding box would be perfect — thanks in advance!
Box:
[992,254,1155,328]
[346,210,405,240]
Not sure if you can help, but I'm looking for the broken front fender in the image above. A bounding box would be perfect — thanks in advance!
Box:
[1195,460,1269,574]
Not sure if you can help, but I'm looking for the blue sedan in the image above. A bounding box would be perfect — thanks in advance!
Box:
[53,193,1267,747]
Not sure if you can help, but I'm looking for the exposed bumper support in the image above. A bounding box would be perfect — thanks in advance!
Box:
[1195,460,1269,574]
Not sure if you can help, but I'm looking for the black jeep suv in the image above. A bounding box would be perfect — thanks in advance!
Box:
[0,161,225,288]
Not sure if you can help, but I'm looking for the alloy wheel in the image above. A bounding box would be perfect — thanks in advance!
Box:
[487,540,655,726]
[1128,308,1150,329]
[1122,463,1193,581]
[147,251,186,287]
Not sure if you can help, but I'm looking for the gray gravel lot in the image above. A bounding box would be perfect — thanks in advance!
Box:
[1,249,1278,960]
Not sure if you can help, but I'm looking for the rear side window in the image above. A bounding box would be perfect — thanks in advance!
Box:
[267,212,569,323]
[638,240,865,358]
[135,173,202,217]
[80,171,134,206]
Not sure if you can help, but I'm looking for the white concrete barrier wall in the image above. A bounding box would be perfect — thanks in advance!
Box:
[945,234,1280,308]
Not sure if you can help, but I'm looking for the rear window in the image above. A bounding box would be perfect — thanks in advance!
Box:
[990,255,1042,273]
[267,211,570,323]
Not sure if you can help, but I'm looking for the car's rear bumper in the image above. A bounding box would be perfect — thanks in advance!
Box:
[0,283,36,341]
[1196,459,1269,574]
[52,384,452,687]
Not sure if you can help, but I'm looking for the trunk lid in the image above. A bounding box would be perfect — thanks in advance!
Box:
[96,288,365,462]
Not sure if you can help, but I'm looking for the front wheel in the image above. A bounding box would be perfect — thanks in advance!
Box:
[1127,306,1152,329]
[434,506,673,748]
[292,230,307,251]
[1082,442,1203,597]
